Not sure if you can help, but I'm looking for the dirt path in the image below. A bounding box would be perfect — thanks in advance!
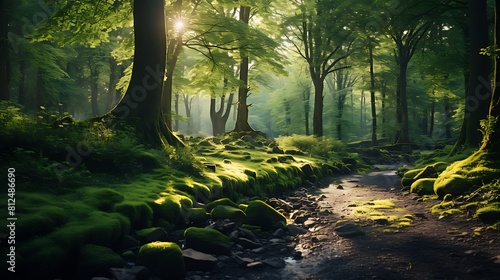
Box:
[280,167,500,280]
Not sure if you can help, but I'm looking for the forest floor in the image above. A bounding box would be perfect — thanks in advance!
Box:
[193,165,500,280]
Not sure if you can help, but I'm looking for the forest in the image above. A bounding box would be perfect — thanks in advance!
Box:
[1,0,500,279]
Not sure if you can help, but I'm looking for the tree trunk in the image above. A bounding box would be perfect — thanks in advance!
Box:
[109,0,182,147]
[174,93,179,131]
[210,92,234,136]
[89,58,100,117]
[369,44,377,146]
[35,69,45,114]
[381,80,387,138]
[444,95,452,139]
[312,74,324,137]
[429,99,435,138]
[453,0,491,151]
[398,56,410,143]
[106,57,118,111]
[233,5,254,133]
[18,59,26,106]
[183,94,193,134]
[0,0,9,101]
[302,87,310,136]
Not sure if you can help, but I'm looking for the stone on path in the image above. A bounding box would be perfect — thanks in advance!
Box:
[183,248,218,271]
[334,223,365,237]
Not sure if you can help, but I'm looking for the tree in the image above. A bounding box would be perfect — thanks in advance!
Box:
[452,0,492,152]
[284,0,356,136]
[0,0,8,101]
[108,0,181,147]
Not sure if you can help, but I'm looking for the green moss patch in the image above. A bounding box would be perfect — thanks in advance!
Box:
[206,197,239,212]
[474,203,500,224]
[77,244,125,277]
[410,178,436,196]
[211,205,246,226]
[139,242,186,279]
[184,227,231,255]
[244,200,286,230]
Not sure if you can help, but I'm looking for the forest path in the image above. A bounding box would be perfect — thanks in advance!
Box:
[280,166,500,280]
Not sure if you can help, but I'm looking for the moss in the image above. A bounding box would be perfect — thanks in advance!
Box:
[432,162,448,172]
[410,178,436,196]
[185,207,209,225]
[474,203,500,224]
[244,200,286,230]
[401,168,423,187]
[24,244,67,277]
[114,201,153,229]
[434,150,500,197]
[211,205,246,226]
[206,197,239,212]
[85,211,131,246]
[77,244,125,277]
[184,227,231,255]
[153,194,193,225]
[139,242,186,279]
[82,187,125,211]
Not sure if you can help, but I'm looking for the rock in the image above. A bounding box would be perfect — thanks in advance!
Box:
[120,250,136,261]
[413,165,438,180]
[183,248,218,272]
[303,218,317,228]
[237,237,261,249]
[116,235,140,251]
[272,228,285,237]
[473,203,500,224]
[136,227,168,244]
[410,178,436,196]
[301,164,315,180]
[287,224,308,236]
[77,244,125,278]
[233,255,254,266]
[186,208,210,226]
[206,198,239,212]
[271,146,285,154]
[138,242,185,279]
[247,261,264,268]
[334,223,365,238]
[245,200,287,230]
[211,205,246,227]
[252,247,266,254]
[228,230,239,241]
[110,266,149,280]
[262,257,286,269]
[184,227,232,255]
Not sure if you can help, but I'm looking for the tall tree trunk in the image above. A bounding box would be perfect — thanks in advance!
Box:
[0,0,8,101]
[381,80,387,138]
[312,75,324,136]
[444,95,452,139]
[302,87,310,136]
[233,5,254,133]
[398,56,410,143]
[183,94,192,134]
[174,93,179,131]
[89,58,100,117]
[429,99,435,138]
[453,0,491,152]
[106,57,118,111]
[369,44,377,146]
[109,0,181,147]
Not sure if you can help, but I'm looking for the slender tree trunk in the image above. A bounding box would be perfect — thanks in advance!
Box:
[0,0,8,101]
[109,0,181,147]
[174,93,179,131]
[106,57,117,111]
[89,58,100,117]
[444,95,452,139]
[183,94,192,134]
[369,44,377,145]
[233,5,254,133]
[381,81,387,138]
[302,88,310,136]
[429,99,435,138]
[398,57,410,143]
[211,92,234,136]
[312,75,325,137]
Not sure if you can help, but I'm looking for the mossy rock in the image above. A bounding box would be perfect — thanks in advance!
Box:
[474,203,500,224]
[410,178,436,196]
[83,188,125,212]
[206,197,239,212]
[432,162,448,173]
[16,206,68,241]
[244,200,286,230]
[184,227,231,255]
[211,205,246,226]
[85,212,131,246]
[153,194,193,225]
[401,168,423,187]
[77,244,125,277]
[114,201,153,229]
[139,242,186,279]
[434,174,472,197]
[413,165,438,181]
[186,208,209,225]
[21,240,66,277]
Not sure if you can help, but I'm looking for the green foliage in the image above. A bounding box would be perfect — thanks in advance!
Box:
[275,134,346,158]
[77,244,125,277]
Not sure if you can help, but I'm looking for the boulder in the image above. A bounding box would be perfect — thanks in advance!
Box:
[410,178,436,196]
[244,200,287,230]
[334,223,364,238]
[184,227,232,255]
[211,205,246,226]
[206,198,239,212]
[237,237,261,249]
[474,203,500,224]
[413,165,438,181]
[185,208,209,226]
[136,227,168,244]
[138,242,185,279]
[286,224,308,236]
[183,248,218,271]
